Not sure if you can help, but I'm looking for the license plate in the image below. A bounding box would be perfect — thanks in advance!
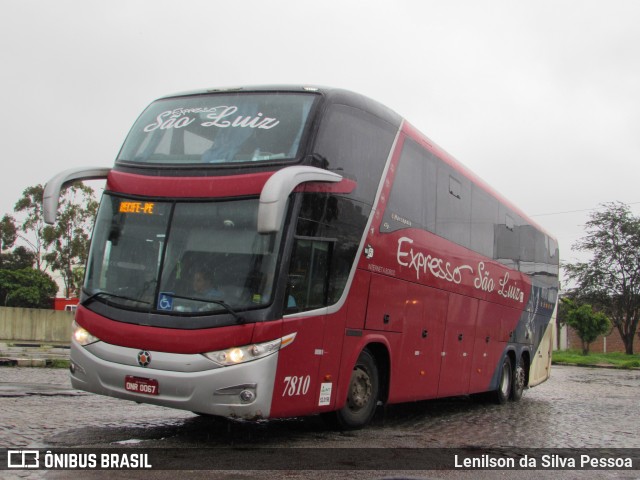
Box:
[125,375,159,395]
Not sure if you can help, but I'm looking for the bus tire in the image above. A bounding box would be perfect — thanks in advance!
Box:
[494,355,512,405]
[335,349,379,429]
[511,356,526,402]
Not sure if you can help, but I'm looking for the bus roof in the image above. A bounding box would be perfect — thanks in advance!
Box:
[156,85,554,242]
[159,85,403,129]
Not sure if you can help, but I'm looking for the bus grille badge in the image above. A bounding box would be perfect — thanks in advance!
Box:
[138,351,152,367]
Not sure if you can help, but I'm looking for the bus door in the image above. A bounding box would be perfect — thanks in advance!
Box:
[437,293,478,397]
[272,237,332,416]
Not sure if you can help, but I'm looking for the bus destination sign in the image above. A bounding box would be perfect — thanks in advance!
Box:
[119,201,155,215]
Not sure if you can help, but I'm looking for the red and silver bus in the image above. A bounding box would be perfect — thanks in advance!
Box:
[44,86,559,428]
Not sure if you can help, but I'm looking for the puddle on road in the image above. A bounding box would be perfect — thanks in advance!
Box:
[45,396,546,449]
[46,414,338,447]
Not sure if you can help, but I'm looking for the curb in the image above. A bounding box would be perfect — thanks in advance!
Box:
[0,356,70,368]
[552,361,640,370]
[0,357,18,366]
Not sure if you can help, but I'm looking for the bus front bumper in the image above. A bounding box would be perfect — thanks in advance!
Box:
[69,340,277,419]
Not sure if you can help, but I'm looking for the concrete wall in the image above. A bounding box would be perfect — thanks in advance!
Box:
[0,306,73,345]
[555,322,568,351]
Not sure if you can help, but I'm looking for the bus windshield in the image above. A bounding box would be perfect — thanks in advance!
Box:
[84,195,283,318]
[117,93,317,165]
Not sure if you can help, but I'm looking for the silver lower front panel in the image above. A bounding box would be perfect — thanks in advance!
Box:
[70,340,277,419]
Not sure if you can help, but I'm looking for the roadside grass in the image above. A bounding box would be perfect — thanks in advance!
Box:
[47,359,71,369]
[553,349,640,369]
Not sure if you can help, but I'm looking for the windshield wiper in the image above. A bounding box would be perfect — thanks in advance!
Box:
[83,291,151,307]
[83,291,245,324]
[169,294,246,324]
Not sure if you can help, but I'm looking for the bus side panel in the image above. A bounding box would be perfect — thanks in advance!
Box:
[502,308,521,344]
[270,270,378,417]
[437,293,478,398]
[468,302,512,394]
[388,283,448,403]
[345,270,371,330]
[312,269,372,412]
[269,316,325,418]
[314,308,349,413]
[365,273,406,332]
[529,315,554,387]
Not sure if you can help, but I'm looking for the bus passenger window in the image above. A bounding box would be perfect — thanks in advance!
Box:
[471,184,499,258]
[294,193,366,306]
[506,214,515,231]
[436,167,471,249]
[449,176,462,199]
[314,104,396,207]
[383,138,437,233]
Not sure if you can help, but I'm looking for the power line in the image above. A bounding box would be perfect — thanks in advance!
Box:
[530,201,640,218]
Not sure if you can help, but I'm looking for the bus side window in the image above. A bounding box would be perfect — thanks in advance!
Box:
[286,238,333,313]
[383,138,437,233]
[436,167,471,249]
[471,184,499,258]
[314,104,396,207]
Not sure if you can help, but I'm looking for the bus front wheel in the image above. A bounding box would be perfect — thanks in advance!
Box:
[335,349,379,429]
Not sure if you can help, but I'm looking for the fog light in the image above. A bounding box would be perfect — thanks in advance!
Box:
[240,390,255,403]
[69,361,85,375]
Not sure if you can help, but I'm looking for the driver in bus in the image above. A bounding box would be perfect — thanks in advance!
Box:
[192,267,223,301]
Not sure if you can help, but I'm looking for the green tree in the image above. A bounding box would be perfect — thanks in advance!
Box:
[562,298,611,355]
[0,246,36,271]
[14,185,47,271]
[0,214,17,268]
[0,268,58,308]
[0,214,17,250]
[42,182,98,298]
[564,202,640,354]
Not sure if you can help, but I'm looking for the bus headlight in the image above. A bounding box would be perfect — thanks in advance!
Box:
[203,332,296,367]
[72,321,100,346]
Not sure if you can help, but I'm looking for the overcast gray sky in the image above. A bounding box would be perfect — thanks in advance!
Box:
[2,0,640,272]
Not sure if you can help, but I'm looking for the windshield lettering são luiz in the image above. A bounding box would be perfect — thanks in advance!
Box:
[118,93,317,165]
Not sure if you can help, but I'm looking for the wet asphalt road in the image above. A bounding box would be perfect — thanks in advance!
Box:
[1,365,638,479]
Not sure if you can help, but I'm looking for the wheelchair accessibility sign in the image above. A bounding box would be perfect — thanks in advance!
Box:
[157,293,174,311]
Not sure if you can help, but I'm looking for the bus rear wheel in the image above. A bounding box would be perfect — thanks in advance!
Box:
[511,356,526,401]
[494,355,512,405]
[335,349,379,429]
